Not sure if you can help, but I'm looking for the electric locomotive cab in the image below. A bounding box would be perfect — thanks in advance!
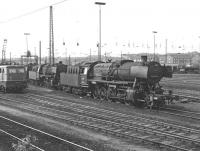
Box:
[0,65,27,92]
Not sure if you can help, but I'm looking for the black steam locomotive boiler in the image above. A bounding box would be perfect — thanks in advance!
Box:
[86,56,173,107]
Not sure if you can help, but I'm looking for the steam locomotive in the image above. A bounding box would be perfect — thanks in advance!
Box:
[28,62,66,87]
[28,56,174,108]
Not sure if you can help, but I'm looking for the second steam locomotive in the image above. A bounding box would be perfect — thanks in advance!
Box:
[28,56,174,108]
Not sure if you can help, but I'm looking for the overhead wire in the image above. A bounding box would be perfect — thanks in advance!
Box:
[0,0,70,24]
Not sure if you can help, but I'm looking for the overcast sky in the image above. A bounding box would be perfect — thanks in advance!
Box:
[1,0,200,58]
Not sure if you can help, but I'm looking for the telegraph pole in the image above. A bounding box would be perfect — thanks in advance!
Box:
[24,33,30,65]
[90,48,91,61]
[2,39,7,63]
[39,41,41,65]
[63,40,67,64]
[152,31,157,61]
[10,52,11,65]
[95,2,106,61]
[165,39,168,64]
[69,55,71,65]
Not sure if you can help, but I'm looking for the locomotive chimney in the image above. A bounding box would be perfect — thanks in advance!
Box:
[141,55,147,64]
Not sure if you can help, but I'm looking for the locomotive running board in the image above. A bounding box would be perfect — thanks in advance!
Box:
[88,79,135,85]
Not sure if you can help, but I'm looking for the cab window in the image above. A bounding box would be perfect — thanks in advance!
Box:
[9,69,17,73]
[17,68,25,73]
[83,67,88,75]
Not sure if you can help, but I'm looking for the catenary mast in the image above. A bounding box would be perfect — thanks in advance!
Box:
[49,6,54,65]
[2,39,7,64]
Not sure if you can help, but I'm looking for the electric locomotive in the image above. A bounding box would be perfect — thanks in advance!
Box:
[0,65,27,92]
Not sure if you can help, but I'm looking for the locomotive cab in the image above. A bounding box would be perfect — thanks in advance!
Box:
[80,66,89,87]
[0,65,27,92]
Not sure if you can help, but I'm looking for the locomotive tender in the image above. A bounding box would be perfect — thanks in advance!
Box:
[28,57,174,108]
[0,65,27,92]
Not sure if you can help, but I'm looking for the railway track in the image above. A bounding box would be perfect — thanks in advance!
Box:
[34,92,200,121]
[29,85,200,122]
[0,102,93,151]
[158,74,200,103]
[161,74,200,92]
[160,107,200,120]
[161,79,200,85]
[163,74,200,80]
[161,82,200,92]
[163,87,200,103]
[0,93,200,151]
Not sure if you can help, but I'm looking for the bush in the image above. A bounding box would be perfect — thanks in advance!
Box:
[12,135,38,151]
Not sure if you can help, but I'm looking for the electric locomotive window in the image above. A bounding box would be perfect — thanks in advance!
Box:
[2,69,4,73]
[0,68,1,73]
[17,68,25,73]
[9,69,16,73]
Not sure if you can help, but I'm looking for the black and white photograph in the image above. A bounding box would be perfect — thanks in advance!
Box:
[0,0,200,150]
